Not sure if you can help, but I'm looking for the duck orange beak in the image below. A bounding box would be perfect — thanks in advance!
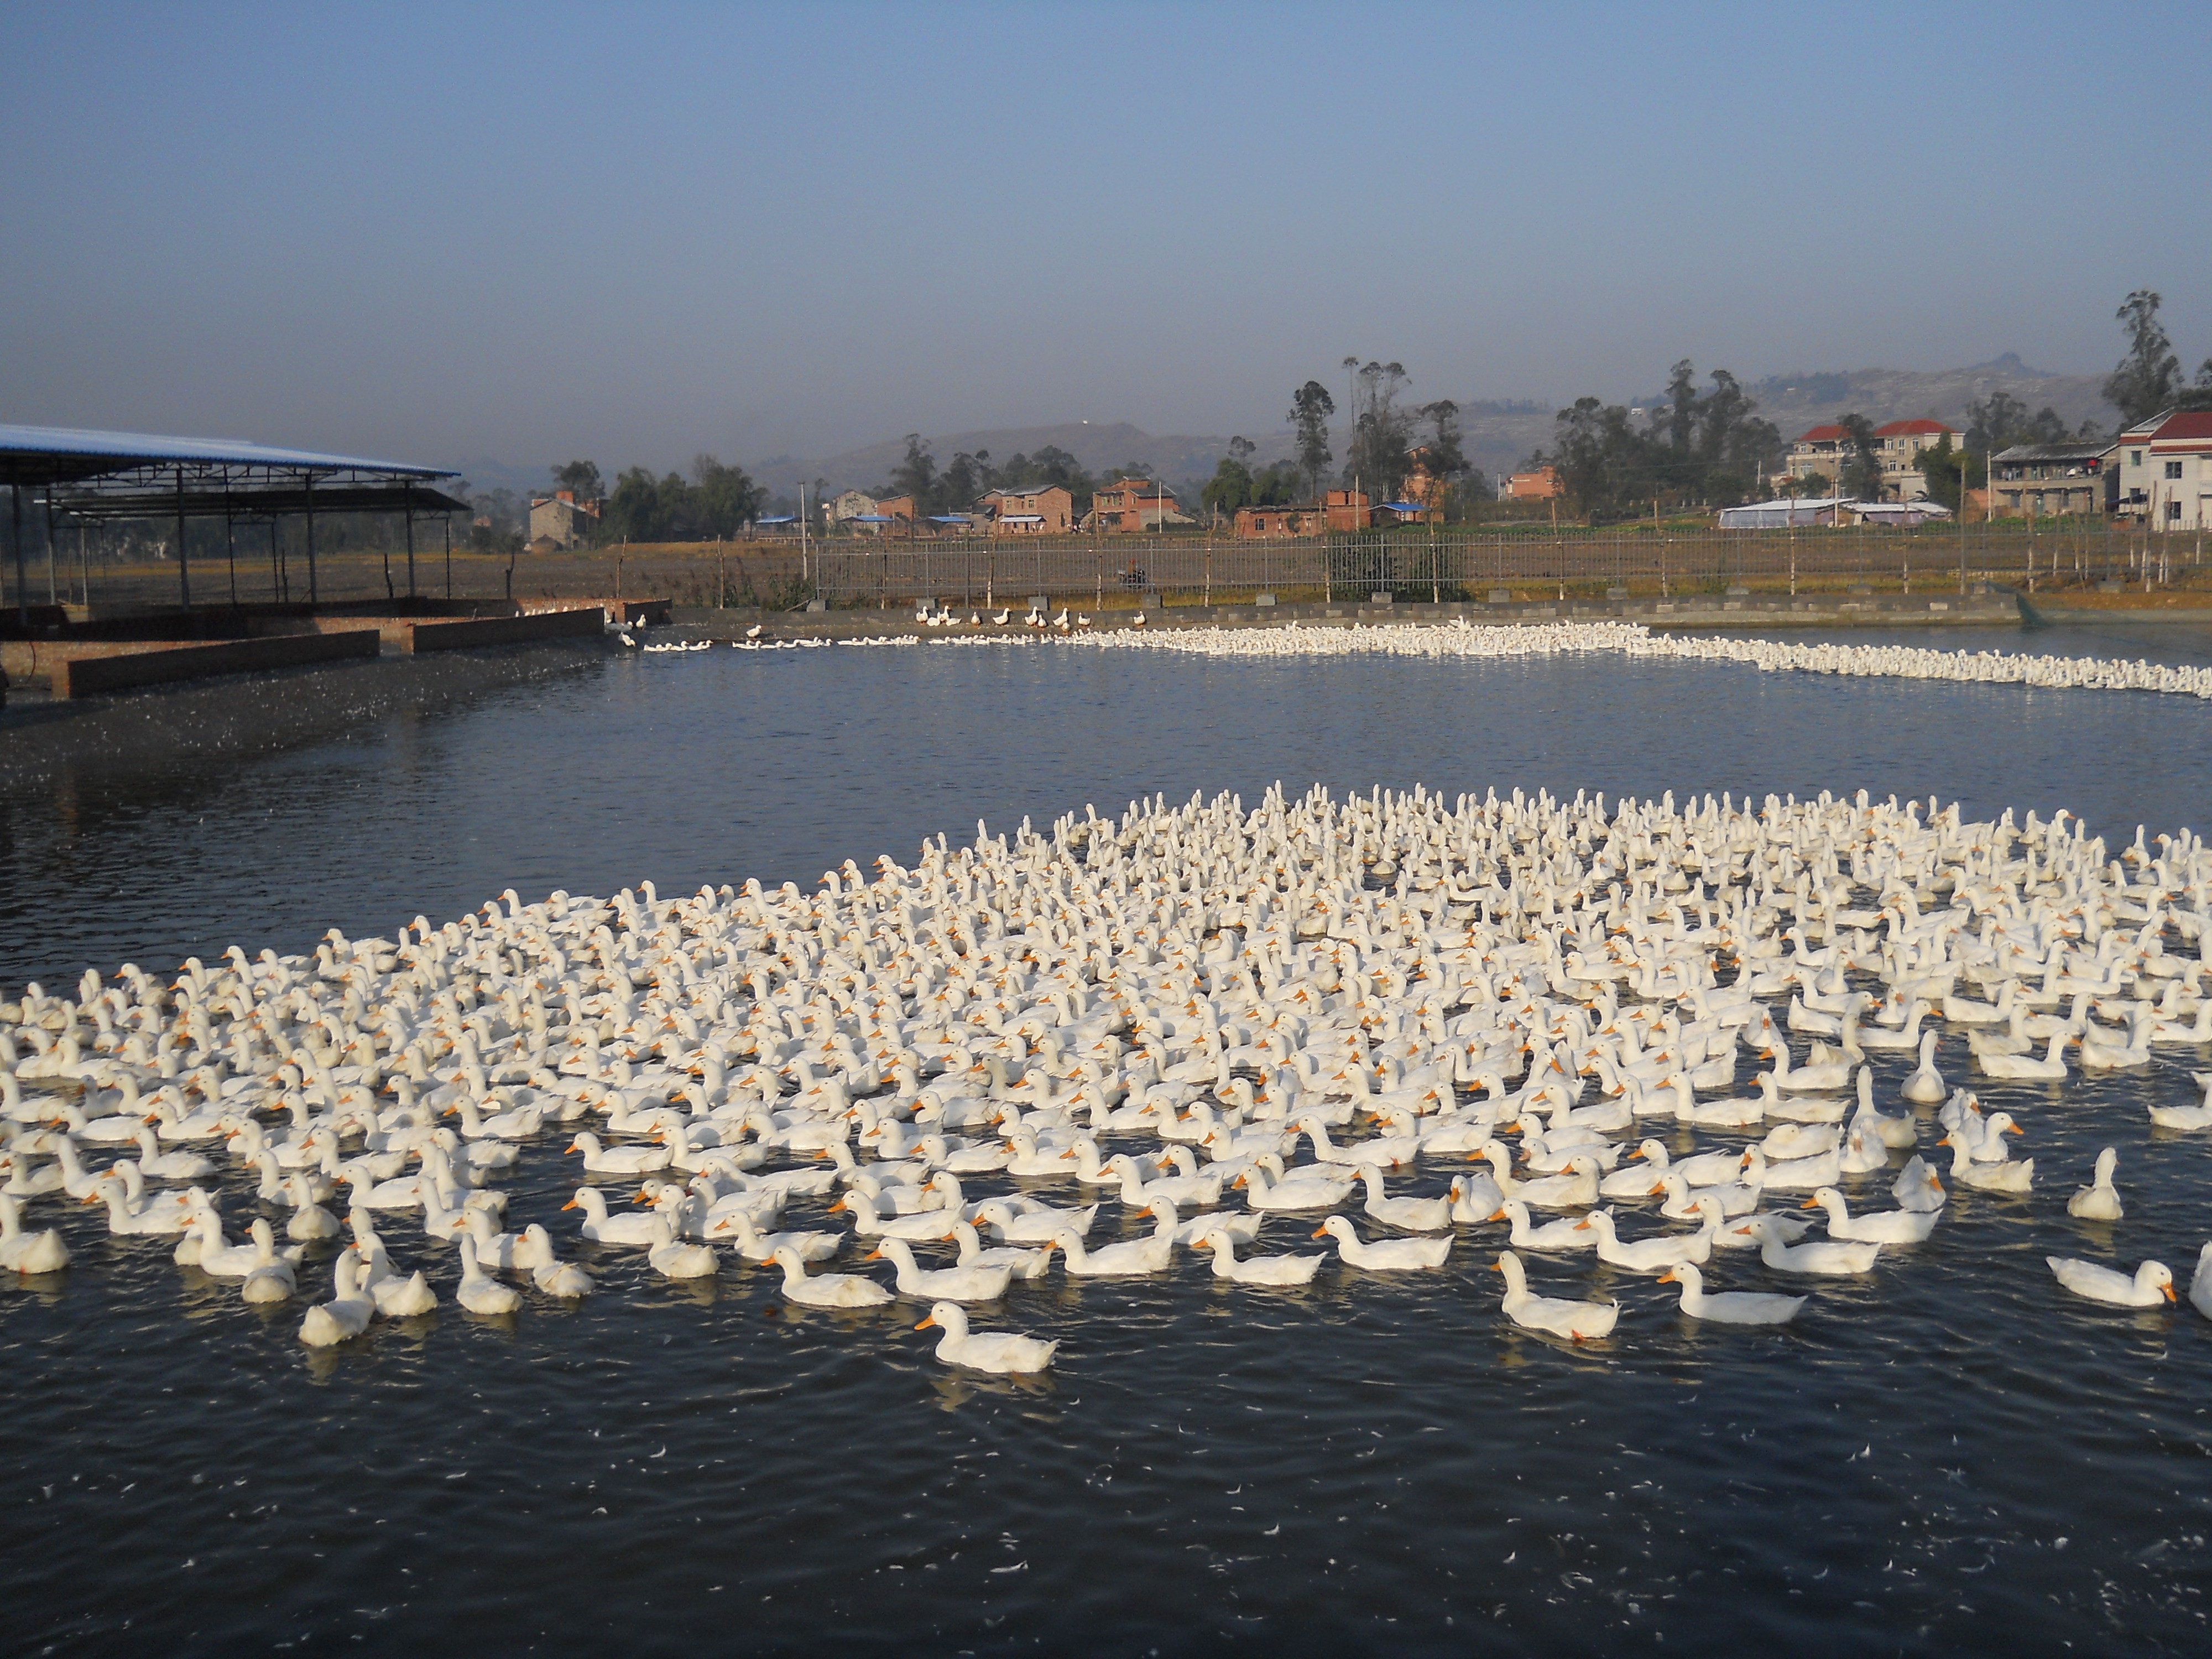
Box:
[866,1247,884,1260]
[1656,1269,1677,1285]
[561,1198,579,1211]
[2162,1285,2177,1302]
[1311,1226,1329,1238]
[1800,1195,1820,1208]
[915,1315,938,1330]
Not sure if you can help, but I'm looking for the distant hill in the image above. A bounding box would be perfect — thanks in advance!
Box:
[1721,355,2112,440]
[753,422,1266,498]
[464,357,2122,510]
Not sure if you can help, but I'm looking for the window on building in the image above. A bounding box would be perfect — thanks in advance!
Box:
[2169,502,2183,521]
[2130,450,2143,466]
[2166,460,2185,479]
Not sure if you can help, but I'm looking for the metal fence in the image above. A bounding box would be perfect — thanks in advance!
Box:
[13,518,2208,615]
[806,519,2206,607]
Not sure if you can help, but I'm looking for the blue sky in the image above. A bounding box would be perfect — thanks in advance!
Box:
[6,1,2209,475]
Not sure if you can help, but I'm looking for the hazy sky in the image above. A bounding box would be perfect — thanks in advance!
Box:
[7,2,2210,477]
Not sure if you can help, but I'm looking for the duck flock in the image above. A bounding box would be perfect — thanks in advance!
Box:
[7,783,2212,1369]
[672,615,2212,706]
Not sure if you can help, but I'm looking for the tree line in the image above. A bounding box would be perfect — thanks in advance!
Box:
[1198,362,1482,522]
[519,456,768,545]
[506,285,2212,544]
[877,436,1131,523]
[1522,361,1784,520]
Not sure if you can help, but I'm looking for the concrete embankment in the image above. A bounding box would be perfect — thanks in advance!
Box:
[0,639,612,792]
[660,588,2018,642]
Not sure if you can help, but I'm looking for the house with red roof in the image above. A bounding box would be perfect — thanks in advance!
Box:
[2115,410,2212,529]
[1783,418,1958,502]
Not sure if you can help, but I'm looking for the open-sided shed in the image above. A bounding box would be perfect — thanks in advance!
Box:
[1,423,467,622]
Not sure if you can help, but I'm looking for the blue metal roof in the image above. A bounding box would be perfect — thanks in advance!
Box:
[0,422,453,477]
[755,514,796,524]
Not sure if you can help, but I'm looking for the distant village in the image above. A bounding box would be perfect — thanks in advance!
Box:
[524,401,2212,552]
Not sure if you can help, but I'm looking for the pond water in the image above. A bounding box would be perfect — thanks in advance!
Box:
[3,622,2211,1656]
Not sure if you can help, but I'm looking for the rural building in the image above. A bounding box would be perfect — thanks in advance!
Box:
[1232,503,1327,537]
[1323,489,1374,531]
[526,490,599,550]
[1785,419,1958,501]
[2117,411,2212,529]
[826,488,880,525]
[1088,478,1188,532]
[985,485,1073,535]
[874,494,917,526]
[1989,441,2116,518]
[1504,466,1561,501]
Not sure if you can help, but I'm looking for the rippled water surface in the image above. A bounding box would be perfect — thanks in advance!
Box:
[5,623,2212,1656]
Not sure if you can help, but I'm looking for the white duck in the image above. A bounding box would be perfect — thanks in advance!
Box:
[1493,1197,1595,1252]
[1601,1140,1672,1199]
[566,1130,672,1176]
[1512,1154,1601,1211]
[81,1175,193,1236]
[1747,1214,1881,1275]
[1492,1250,1618,1340]
[1355,1164,1452,1232]
[1233,1162,1355,1212]
[1975,1031,2071,1082]
[1580,1206,1711,1273]
[561,1185,662,1245]
[645,1215,719,1279]
[1738,1143,1839,1193]
[767,1243,891,1307]
[457,1236,521,1314]
[1800,1186,1938,1243]
[516,1224,593,1297]
[1312,1214,1451,1269]
[1937,1136,2034,1193]
[239,1219,299,1303]
[1137,1198,1261,1250]
[364,1259,438,1318]
[298,1251,373,1346]
[2190,1243,2212,1322]
[971,1197,1099,1244]
[712,1208,840,1263]
[867,1237,1012,1302]
[1196,1228,1324,1287]
[1898,1033,1948,1104]
[1049,1217,1176,1277]
[943,1216,1056,1279]
[914,1301,1057,1374]
[1657,1261,1806,1324]
[2047,1256,2173,1307]
[2065,1147,2124,1221]
[1892,1154,1947,1212]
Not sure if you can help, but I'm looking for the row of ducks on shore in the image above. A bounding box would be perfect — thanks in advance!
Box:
[9,782,2212,1369]
[795,617,2212,705]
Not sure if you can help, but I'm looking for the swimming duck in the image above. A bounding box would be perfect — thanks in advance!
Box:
[1800,1186,1938,1243]
[1493,1251,1618,1340]
[867,1237,1012,1302]
[2065,1147,2124,1221]
[913,1301,1057,1373]
[767,1243,891,1307]
[2047,1256,2173,1307]
[456,1236,521,1314]
[1311,1214,1451,1270]
[1657,1261,1805,1324]
[298,1251,374,1346]
[1195,1228,1324,1287]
